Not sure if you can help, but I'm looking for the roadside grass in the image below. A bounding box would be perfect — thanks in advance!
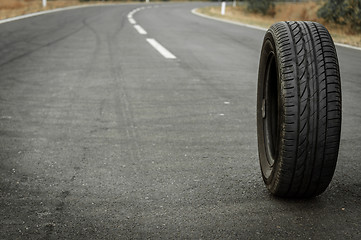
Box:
[197,2,361,47]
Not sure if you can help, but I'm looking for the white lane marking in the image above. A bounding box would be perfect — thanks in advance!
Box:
[128,17,136,24]
[128,7,144,25]
[134,24,147,35]
[191,8,361,52]
[146,38,176,59]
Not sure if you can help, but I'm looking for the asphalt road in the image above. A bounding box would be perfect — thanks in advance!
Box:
[1,2,360,239]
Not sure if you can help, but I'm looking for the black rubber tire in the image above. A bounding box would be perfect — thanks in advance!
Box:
[257,21,342,198]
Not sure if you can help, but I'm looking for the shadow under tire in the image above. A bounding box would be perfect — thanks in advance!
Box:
[257,21,342,198]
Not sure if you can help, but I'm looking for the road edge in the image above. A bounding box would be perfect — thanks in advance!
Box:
[191,8,267,32]
[191,8,361,52]
[0,3,139,25]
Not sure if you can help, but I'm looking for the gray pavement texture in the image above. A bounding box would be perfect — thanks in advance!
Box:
[0,2,360,239]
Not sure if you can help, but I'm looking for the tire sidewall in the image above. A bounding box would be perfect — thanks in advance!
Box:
[257,30,284,190]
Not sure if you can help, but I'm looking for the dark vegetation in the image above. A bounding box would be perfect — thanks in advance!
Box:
[317,0,361,32]
[245,0,275,15]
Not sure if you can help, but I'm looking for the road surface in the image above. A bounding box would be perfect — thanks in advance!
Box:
[1,2,360,239]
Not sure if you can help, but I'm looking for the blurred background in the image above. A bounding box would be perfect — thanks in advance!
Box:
[1,0,360,46]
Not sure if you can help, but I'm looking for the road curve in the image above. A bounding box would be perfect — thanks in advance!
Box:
[1,2,360,239]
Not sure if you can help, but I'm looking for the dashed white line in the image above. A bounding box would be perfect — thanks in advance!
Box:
[128,7,177,60]
[128,17,136,25]
[134,24,147,35]
[146,38,176,59]
[127,7,142,25]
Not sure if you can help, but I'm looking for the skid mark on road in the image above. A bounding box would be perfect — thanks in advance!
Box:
[106,34,142,170]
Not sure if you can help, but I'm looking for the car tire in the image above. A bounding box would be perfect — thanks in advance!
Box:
[257,21,342,197]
